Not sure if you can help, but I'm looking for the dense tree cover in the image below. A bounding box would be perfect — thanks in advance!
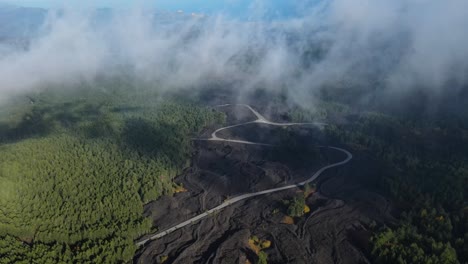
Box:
[318,103,468,264]
[371,223,458,263]
[0,88,224,263]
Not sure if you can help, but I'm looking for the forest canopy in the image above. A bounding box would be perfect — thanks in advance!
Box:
[0,85,224,263]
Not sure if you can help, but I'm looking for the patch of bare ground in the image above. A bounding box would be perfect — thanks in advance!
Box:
[134,106,392,264]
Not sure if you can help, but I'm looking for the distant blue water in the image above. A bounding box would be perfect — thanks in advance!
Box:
[1,0,318,20]
[154,0,301,19]
[0,0,321,40]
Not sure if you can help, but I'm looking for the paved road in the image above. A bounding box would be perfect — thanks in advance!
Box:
[206,104,327,146]
[136,104,352,247]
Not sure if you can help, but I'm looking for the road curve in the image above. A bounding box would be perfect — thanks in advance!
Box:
[136,104,352,247]
[205,104,327,146]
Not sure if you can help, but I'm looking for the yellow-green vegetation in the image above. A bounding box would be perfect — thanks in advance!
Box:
[173,183,188,194]
[257,251,268,264]
[248,236,261,254]
[281,216,294,225]
[247,236,270,264]
[285,194,306,218]
[0,86,224,263]
[260,240,271,249]
[248,236,271,255]
[303,183,316,198]
[158,255,169,263]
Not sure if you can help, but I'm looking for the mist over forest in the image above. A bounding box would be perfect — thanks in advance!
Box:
[1,0,467,117]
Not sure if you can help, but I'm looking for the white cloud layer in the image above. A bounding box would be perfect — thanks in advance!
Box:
[0,0,467,107]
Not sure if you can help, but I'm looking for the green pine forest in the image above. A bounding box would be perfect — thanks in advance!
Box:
[0,85,224,263]
[290,102,467,264]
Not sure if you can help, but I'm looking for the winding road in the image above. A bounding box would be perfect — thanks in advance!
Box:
[136,104,352,247]
[205,104,327,146]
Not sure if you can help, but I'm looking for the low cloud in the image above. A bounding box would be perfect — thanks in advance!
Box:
[0,0,467,110]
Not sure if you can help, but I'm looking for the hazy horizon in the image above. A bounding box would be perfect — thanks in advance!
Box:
[0,0,303,18]
[1,0,468,115]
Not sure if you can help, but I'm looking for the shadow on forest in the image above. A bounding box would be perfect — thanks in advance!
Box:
[121,118,188,167]
[111,106,142,113]
[0,108,55,143]
[0,101,107,144]
[0,100,188,170]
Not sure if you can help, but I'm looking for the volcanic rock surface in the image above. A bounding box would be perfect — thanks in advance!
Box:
[134,105,392,264]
